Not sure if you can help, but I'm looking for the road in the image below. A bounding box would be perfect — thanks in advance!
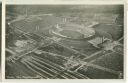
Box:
[6,15,123,79]
[21,54,89,79]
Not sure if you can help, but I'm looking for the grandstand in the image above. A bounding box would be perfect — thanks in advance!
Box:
[51,23,95,39]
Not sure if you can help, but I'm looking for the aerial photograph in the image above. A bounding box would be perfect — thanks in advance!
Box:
[6,5,124,79]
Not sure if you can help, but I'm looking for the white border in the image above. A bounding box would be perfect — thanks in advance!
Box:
[6,0,125,4]
[2,0,5,81]
[2,0,127,83]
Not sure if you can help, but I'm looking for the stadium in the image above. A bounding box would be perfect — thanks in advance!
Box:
[50,22,96,39]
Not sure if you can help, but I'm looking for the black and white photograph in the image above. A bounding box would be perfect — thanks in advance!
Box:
[5,5,124,79]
